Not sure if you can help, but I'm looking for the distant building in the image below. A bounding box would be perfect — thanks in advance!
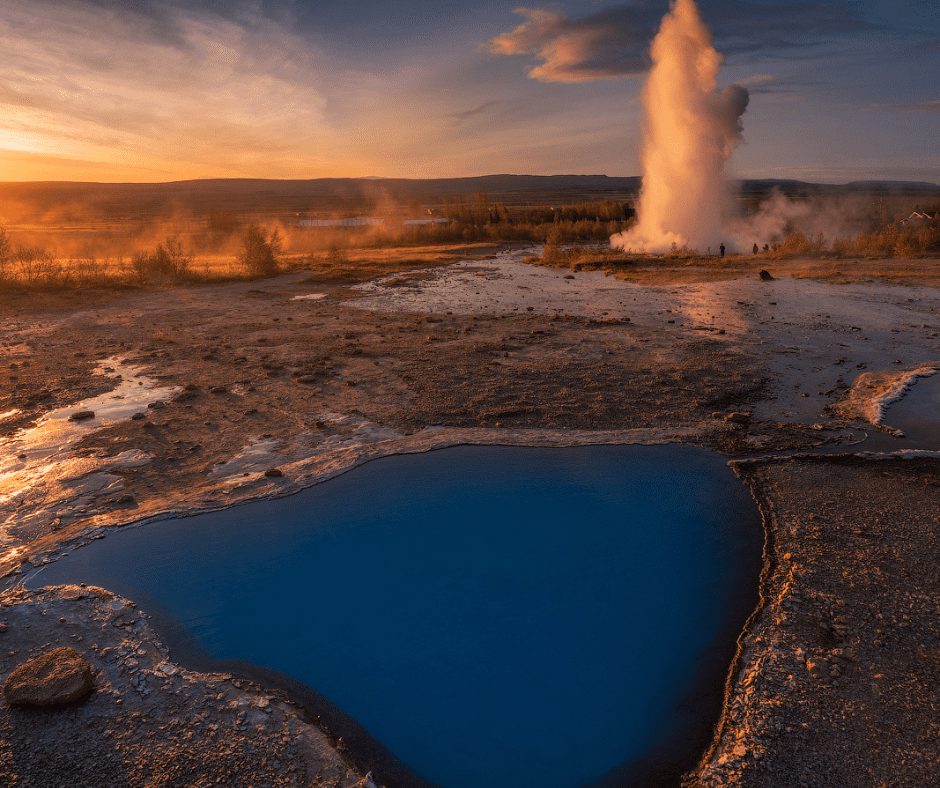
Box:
[403,218,450,226]
[900,211,935,229]
[297,217,383,228]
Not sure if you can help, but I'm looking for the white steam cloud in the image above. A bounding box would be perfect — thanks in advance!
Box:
[612,0,749,254]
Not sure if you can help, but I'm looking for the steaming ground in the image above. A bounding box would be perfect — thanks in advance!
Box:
[3,244,940,787]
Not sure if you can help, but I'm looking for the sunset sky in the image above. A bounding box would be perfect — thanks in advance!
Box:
[0,0,937,184]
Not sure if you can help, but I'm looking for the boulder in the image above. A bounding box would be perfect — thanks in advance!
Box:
[758,269,774,281]
[264,468,284,478]
[4,647,95,706]
[68,410,95,422]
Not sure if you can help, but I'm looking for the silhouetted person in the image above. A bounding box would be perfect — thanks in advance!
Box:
[753,243,759,255]
[719,243,725,258]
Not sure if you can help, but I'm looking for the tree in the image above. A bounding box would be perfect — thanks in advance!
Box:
[0,228,11,278]
[239,224,281,277]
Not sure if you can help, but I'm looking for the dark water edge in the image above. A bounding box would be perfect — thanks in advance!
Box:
[881,373,940,448]
[93,581,442,788]
[27,444,765,788]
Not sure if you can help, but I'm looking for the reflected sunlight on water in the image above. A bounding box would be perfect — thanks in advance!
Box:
[0,358,177,555]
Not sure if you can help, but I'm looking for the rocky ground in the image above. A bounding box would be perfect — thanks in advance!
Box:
[0,254,840,578]
[1,248,940,787]
[689,454,940,788]
[0,584,376,788]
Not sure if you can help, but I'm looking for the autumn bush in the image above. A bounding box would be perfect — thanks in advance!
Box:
[130,237,191,281]
[238,224,281,276]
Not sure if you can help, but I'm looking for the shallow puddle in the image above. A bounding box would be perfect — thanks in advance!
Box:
[0,358,178,552]
[30,444,762,788]
[881,372,940,447]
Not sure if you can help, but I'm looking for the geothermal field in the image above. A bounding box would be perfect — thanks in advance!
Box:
[2,0,940,787]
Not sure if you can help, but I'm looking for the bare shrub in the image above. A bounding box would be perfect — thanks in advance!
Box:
[326,244,349,266]
[131,237,192,281]
[541,225,565,264]
[14,246,59,285]
[239,224,281,277]
[69,256,108,287]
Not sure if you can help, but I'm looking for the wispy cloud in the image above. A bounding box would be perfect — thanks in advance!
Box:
[0,0,333,176]
[488,1,879,83]
[486,7,655,82]
[896,100,940,113]
[449,100,500,123]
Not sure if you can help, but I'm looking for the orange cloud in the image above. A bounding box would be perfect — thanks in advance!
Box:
[487,7,650,83]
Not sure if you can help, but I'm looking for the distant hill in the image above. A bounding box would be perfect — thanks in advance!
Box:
[0,175,642,224]
[0,175,936,225]
[736,178,940,198]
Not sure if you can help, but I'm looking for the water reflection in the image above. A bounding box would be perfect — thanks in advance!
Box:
[0,358,177,556]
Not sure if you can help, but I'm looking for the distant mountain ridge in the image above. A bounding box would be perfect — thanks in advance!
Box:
[2,174,938,199]
[0,175,936,224]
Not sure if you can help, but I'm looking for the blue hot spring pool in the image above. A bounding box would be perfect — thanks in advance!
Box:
[29,444,763,788]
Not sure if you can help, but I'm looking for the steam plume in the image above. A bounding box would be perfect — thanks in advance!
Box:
[612,0,748,253]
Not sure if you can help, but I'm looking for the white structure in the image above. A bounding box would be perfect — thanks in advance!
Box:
[297,217,383,228]
[403,218,450,226]
[900,212,935,229]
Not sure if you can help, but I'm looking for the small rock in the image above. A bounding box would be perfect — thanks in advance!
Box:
[758,269,774,281]
[725,412,751,424]
[297,375,318,384]
[210,385,228,394]
[264,468,283,478]
[131,412,146,420]
[68,410,95,422]
[3,647,95,706]
[806,658,826,679]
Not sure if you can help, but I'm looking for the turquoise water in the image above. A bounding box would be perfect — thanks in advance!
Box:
[30,444,763,788]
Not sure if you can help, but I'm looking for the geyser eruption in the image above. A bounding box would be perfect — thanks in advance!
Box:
[612,0,749,253]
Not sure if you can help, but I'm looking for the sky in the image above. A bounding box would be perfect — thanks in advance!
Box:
[0,0,937,184]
